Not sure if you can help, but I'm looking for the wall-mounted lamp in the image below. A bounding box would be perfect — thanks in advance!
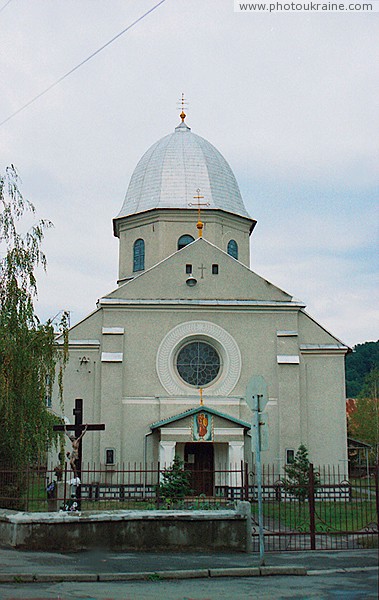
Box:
[186,276,197,287]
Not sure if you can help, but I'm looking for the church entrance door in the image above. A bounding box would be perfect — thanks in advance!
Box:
[184,442,214,496]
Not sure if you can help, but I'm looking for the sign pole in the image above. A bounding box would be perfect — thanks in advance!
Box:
[254,393,265,566]
[246,376,268,567]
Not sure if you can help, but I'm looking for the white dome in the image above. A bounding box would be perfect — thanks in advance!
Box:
[117,120,250,219]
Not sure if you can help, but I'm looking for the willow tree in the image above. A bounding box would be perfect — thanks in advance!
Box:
[0,165,67,469]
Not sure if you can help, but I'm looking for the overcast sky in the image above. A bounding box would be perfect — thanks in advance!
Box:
[1,0,378,347]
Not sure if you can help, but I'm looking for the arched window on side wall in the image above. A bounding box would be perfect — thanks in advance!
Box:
[178,234,195,250]
[227,239,238,260]
[133,238,145,272]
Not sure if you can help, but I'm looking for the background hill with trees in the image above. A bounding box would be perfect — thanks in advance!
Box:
[345,340,379,464]
[345,340,379,398]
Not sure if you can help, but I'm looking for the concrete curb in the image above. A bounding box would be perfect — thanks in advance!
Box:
[308,566,378,576]
[209,567,260,577]
[0,566,308,583]
[0,573,98,583]
[98,569,210,581]
[1,565,375,583]
[260,566,307,576]
[2,565,376,583]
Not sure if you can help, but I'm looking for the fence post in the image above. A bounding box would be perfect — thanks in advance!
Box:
[23,464,29,511]
[63,462,67,508]
[244,462,249,501]
[240,460,244,500]
[236,501,253,553]
[308,463,316,550]
[156,461,160,508]
[375,462,379,530]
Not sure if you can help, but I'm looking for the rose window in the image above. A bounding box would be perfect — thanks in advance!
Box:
[176,341,221,387]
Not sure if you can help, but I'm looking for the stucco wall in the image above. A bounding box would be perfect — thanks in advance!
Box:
[51,237,348,472]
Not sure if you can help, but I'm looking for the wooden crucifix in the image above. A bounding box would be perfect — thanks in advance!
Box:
[53,398,105,481]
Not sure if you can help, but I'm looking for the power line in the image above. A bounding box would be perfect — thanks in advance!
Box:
[0,0,13,14]
[0,0,14,14]
[0,0,168,127]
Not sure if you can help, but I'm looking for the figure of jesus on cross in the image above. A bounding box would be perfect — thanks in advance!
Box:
[53,398,105,480]
[64,424,88,476]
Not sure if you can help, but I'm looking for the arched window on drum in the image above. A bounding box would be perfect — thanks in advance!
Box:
[178,234,195,250]
[133,238,145,272]
[227,239,238,260]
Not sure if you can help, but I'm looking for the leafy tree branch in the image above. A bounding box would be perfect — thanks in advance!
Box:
[0,166,67,471]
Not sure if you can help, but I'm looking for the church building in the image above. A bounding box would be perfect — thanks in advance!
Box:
[53,111,349,482]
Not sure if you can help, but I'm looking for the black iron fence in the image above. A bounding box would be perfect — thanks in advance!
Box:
[0,462,245,512]
[0,462,377,551]
[249,463,378,551]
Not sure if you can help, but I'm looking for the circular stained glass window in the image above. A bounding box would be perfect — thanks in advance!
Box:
[176,341,221,387]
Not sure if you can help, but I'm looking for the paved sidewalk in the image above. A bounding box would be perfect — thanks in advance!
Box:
[0,546,377,582]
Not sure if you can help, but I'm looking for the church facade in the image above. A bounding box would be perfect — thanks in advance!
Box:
[53,114,349,480]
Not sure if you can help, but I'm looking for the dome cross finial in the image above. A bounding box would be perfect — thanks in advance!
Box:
[177,92,188,122]
[189,189,210,238]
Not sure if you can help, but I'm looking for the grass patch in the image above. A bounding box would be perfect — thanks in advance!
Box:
[147,573,162,581]
[252,500,377,532]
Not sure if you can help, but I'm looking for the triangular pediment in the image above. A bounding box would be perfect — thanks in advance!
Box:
[150,405,251,431]
[103,238,293,303]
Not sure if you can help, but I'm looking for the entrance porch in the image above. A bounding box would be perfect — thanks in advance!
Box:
[151,405,251,496]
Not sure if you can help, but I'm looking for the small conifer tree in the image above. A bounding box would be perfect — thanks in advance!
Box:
[282,444,320,502]
[158,456,192,503]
